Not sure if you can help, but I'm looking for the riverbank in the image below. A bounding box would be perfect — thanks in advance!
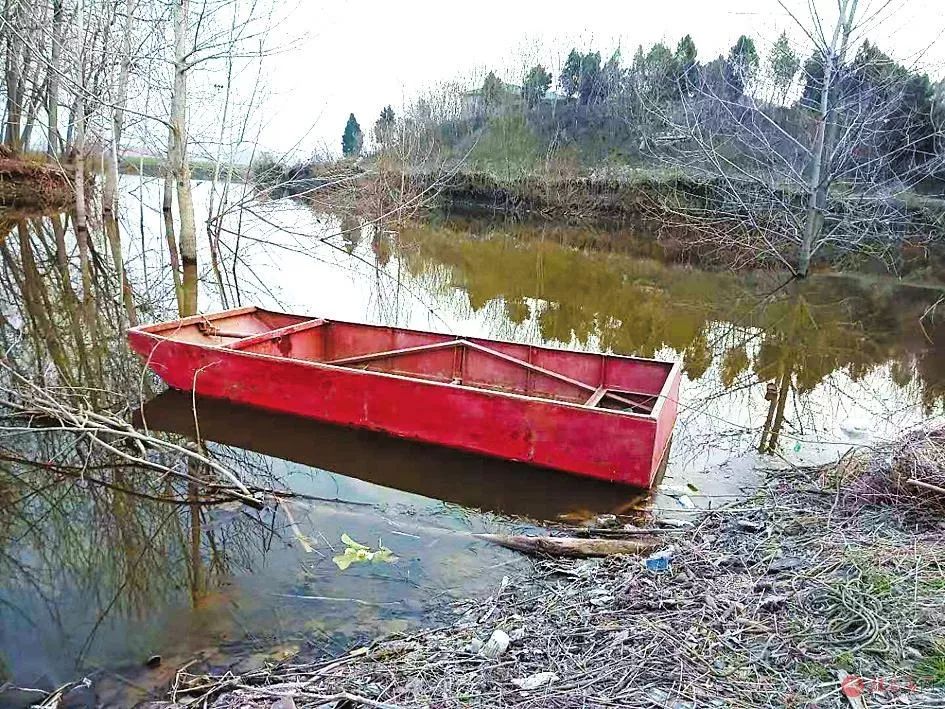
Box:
[272,162,945,276]
[0,153,72,208]
[148,429,945,708]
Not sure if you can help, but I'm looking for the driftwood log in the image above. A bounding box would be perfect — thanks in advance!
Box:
[475,534,661,558]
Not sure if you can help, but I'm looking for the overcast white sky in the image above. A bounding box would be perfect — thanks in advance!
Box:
[247,0,945,158]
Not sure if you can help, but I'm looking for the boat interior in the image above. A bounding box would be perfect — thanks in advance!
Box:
[140,307,675,415]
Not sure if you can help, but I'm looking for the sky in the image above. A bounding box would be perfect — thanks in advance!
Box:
[245,0,945,158]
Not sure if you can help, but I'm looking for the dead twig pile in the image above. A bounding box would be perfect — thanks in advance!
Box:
[161,456,945,709]
[844,427,945,509]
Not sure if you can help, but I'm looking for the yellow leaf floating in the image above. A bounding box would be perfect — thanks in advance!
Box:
[333,534,399,571]
[340,533,370,551]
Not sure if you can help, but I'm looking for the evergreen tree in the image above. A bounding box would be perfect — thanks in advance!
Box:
[675,35,698,88]
[675,35,697,68]
[727,35,759,96]
[560,50,583,98]
[769,32,800,103]
[374,105,396,146]
[800,51,825,109]
[342,113,363,157]
[481,71,504,109]
[643,43,677,99]
[522,65,552,107]
[578,51,602,105]
[600,50,623,101]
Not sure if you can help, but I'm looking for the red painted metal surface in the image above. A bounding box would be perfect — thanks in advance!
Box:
[128,306,682,488]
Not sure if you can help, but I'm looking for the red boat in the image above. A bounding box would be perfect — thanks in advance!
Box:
[128,306,681,488]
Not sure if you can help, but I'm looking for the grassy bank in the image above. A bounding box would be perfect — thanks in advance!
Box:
[118,156,247,182]
[152,430,945,708]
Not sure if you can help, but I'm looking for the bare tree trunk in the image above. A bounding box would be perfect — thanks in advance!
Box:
[49,213,91,378]
[4,1,25,150]
[64,94,77,149]
[108,219,139,330]
[50,214,73,295]
[109,0,133,179]
[799,67,830,277]
[102,0,137,326]
[163,170,184,311]
[172,0,198,317]
[138,155,149,290]
[20,65,44,148]
[73,0,93,331]
[47,0,62,154]
[765,360,793,454]
[188,475,203,603]
[799,0,859,277]
[103,150,118,221]
[206,7,238,311]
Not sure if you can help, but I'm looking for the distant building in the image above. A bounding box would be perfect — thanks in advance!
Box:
[460,80,521,116]
[460,83,569,117]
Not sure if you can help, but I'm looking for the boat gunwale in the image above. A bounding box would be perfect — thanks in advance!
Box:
[129,306,678,423]
[651,360,682,420]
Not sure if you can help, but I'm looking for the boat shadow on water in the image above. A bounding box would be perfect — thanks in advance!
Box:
[137,390,648,522]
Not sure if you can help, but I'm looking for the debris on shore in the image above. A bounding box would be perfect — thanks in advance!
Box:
[845,427,945,508]
[148,429,945,708]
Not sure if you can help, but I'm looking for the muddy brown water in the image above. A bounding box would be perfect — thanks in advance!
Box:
[0,179,943,705]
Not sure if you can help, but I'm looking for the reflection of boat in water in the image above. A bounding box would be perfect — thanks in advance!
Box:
[128,306,681,488]
[138,390,647,521]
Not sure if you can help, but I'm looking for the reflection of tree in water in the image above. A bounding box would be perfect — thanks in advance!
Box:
[720,345,750,389]
[340,215,362,254]
[395,218,945,430]
[372,230,392,267]
[503,297,531,325]
[0,215,274,678]
[682,329,713,380]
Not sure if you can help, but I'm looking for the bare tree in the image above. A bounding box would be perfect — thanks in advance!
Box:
[72,0,93,330]
[46,0,63,154]
[642,0,945,276]
[171,0,198,316]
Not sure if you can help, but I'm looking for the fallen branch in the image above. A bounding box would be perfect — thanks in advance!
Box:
[475,533,661,558]
[906,477,945,496]
[0,359,266,508]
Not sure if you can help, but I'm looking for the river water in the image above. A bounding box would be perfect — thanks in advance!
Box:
[0,178,942,705]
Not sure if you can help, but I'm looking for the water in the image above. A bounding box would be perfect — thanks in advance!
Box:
[0,177,942,704]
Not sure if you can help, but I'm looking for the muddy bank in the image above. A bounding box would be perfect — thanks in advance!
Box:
[142,430,945,708]
[0,154,73,209]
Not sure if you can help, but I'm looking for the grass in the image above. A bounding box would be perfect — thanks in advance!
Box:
[922,577,945,592]
[797,660,833,681]
[845,549,897,598]
[916,644,945,687]
[834,650,857,673]
[15,150,56,166]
